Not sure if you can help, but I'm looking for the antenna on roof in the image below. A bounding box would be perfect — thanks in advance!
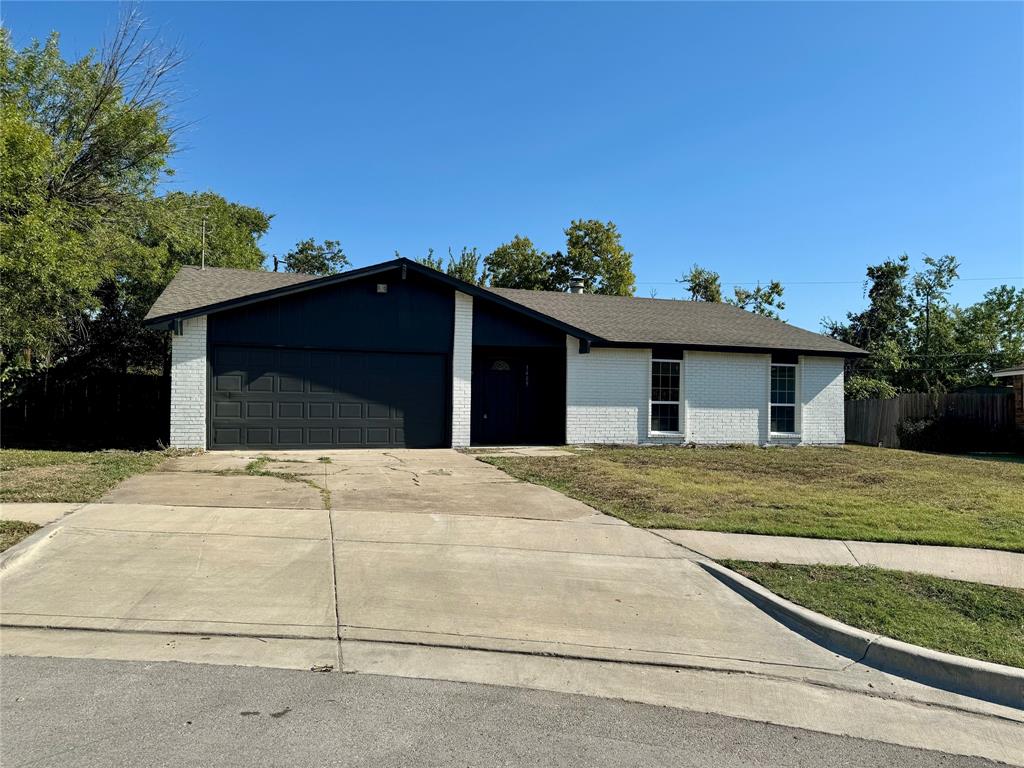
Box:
[201,215,207,270]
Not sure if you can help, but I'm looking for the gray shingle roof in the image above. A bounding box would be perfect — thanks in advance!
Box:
[144,266,319,321]
[485,287,862,356]
[145,262,863,356]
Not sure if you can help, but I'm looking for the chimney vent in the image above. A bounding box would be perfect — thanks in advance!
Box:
[569,278,585,295]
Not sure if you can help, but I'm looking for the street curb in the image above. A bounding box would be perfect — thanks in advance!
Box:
[0,504,86,572]
[698,560,1024,711]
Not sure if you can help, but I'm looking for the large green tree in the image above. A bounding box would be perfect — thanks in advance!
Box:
[0,14,178,376]
[484,235,548,290]
[679,264,723,302]
[826,254,1020,397]
[280,238,347,275]
[552,219,636,295]
[1,16,273,382]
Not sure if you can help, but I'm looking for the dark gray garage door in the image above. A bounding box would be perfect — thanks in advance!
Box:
[210,346,447,449]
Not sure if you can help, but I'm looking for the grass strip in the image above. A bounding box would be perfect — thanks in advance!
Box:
[725,561,1024,669]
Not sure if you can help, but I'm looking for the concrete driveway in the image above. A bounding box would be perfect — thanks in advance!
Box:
[3,449,838,669]
[2,449,1022,763]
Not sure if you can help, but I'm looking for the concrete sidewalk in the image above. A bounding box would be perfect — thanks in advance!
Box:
[656,530,1024,589]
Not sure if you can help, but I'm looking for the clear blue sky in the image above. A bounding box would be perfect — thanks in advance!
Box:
[6,1,1023,331]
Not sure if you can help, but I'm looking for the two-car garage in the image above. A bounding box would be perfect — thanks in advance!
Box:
[209,346,447,449]
[201,266,457,450]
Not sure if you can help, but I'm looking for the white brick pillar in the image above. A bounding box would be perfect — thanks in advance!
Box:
[170,315,207,449]
[451,292,473,447]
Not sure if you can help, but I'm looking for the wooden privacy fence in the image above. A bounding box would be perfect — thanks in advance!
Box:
[845,391,1016,449]
[1,372,169,450]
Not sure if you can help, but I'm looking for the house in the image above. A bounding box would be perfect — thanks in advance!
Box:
[993,367,1024,432]
[143,258,865,450]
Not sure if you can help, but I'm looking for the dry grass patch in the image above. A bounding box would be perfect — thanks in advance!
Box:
[0,520,41,552]
[483,445,1024,551]
[0,449,167,503]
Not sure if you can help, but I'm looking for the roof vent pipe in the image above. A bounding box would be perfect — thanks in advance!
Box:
[569,278,585,295]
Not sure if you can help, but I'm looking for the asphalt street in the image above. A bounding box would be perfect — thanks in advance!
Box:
[0,656,1001,768]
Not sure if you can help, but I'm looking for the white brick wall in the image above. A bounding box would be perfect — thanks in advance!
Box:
[451,292,473,447]
[800,355,845,445]
[565,335,649,444]
[685,351,770,444]
[170,315,207,449]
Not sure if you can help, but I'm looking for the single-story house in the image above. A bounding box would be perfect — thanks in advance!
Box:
[143,257,865,450]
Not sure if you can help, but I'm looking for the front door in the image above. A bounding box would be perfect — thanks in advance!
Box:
[472,356,520,444]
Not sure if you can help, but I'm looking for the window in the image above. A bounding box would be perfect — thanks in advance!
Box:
[651,360,681,432]
[770,364,797,433]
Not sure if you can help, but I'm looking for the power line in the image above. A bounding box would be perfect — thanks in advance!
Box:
[636,276,1024,286]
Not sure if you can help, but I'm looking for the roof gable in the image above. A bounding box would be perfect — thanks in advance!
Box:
[144,258,863,357]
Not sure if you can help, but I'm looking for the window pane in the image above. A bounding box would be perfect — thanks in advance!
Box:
[771,365,795,405]
[651,403,679,432]
[771,405,795,433]
[651,361,680,402]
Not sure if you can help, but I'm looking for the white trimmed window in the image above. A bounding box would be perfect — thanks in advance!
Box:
[650,359,682,433]
[770,363,797,434]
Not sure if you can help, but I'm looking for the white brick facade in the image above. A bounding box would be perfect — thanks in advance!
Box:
[563,341,844,446]
[565,336,649,444]
[799,356,845,445]
[685,351,770,444]
[170,315,207,449]
[451,292,473,447]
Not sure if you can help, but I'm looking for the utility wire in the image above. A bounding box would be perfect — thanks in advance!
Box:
[637,276,1023,286]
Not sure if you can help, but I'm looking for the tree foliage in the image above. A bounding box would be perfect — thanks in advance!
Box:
[281,238,347,275]
[484,235,548,290]
[415,246,484,285]
[826,254,1022,396]
[680,264,722,302]
[0,15,271,386]
[677,263,785,318]
[554,219,636,296]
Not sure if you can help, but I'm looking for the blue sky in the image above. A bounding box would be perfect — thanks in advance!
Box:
[5,1,1022,331]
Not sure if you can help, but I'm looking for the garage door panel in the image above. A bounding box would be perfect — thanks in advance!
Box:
[308,402,333,419]
[210,346,446,449]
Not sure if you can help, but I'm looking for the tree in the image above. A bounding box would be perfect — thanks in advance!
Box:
[413,247,445,272]
[824,255,912,397]
[952,286,1024,386]
[445,246,483,285]
[679,264,722,302]
[414,246,483,285]
[730,281,786,319]
[676,263,785,317]
[282,238,347,275]
[549,219,636,295]
[908,254,959,391]
[484,235,548,290]
[0,11,180,379]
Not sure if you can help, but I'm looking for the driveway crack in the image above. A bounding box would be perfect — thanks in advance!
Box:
[327,508,343,672]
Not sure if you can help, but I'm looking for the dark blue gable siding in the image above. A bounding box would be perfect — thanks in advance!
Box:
[208,270,454,353]
[472,298,564,348]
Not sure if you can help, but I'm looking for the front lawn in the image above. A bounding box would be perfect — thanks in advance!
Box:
[726,561,1024,669]
[0,449,167,503]
[0,520,41,552]
[482,445,1024,551]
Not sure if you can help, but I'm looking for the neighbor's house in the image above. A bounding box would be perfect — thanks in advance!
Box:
[143,258,865,451]
[993,367,1024,432]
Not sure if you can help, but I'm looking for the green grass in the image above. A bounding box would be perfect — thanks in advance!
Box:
[482,445,1024,551]
[0,449,168,503]
[725,561,1024,669]
[0,520,42,552]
